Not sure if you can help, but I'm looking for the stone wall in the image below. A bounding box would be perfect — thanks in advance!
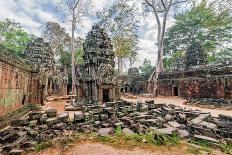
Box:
[157,66,232,99]
[0,49,33,117]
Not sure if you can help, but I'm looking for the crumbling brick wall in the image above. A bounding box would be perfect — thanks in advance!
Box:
[0,52,32,117]
[157,66,232,99]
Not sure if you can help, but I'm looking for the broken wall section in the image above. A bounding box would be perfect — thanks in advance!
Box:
[0,48,34,117]
[157,66,232,99]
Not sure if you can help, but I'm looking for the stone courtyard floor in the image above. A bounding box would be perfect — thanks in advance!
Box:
[32,95,232,155]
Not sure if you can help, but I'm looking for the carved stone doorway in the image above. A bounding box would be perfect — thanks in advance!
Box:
[103,89,110,102]
[173,87,179,96]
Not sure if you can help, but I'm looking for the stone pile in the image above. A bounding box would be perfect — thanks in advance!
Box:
[187,98,232,108]
[1,100,232,154]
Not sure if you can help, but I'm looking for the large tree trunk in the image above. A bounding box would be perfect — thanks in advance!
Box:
[147,0,172,94]
[118,56,123,75]
[71,17,76,95]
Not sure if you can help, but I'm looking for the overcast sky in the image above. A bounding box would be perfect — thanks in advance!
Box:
[0,0,177,70]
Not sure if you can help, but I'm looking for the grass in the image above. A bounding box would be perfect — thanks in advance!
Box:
[35,142,53,152]
[189,139,232,154]
[32,129,230,155]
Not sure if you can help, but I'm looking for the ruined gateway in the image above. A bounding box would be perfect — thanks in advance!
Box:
[77,25,119,103]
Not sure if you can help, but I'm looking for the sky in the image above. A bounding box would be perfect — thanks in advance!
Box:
[0,0,176,70]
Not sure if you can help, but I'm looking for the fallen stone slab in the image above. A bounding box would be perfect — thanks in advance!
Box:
[11,118,28,127]
[98,128,114,136]
[46,117,58,127]
[28,111,41,120]
[193,134,219,143]
[168,121,182,128]
[190,114,210,125]
[199,121,217,129]
[64,106,81,111]
[178,129,189,138]
[155,127,177,135]
[45,109,57,118]
[122,128,135,135]
[74,112,85,122]
[9,149,23,155]
[58,112,69,123]
[28,120,37,128]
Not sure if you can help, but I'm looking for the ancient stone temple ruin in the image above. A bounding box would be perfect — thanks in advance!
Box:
[77,25,118,103]
[25,38,68,101]
[0,38,68,127]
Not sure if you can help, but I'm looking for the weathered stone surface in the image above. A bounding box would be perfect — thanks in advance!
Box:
[11,118,29,127]
[45,109,57,118]
[155,127,177,135]
[74,112,85,122]
[100,114,108,121]
[122,128,135,135]
[46,117,57,127]
[58,112,69,123]
[9,149,23,155]
[191,114,210,125]
[98,128,114,136]
[168,121,182,128]
[193,134,219,143]
[29,111,41,120]
[177,129,190,138]
[28,120,37,128]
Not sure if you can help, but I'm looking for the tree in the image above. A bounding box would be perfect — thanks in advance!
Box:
[143,0,187,93]
[0,19,34,56]
[139,58,154,80]
[60,0,91,95]
[42,22,83,88]
[97,0,139,75]
[41,22,71,55]
[163,1,232,67]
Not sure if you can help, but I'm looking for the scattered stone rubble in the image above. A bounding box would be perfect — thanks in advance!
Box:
[1,100,232,154]
[187,98,232,108]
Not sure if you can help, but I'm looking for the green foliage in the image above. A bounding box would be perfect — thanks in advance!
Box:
[163,1,232,67]
[115,126,123,137]
[97,0,139,66]
[0,19,34,56]
[139,59,154,79]
[35,142,53,152]
[59,48,83,83]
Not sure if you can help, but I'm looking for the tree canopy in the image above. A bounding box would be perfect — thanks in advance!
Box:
[163,1,232,68]
[97,0,139,74]
[0,19,34,56]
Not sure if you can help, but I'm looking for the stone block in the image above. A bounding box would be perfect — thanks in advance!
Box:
[191,113,210,125]
[58,112,69,123]
[100,114,108,121]
[28,120,38,128]
[122,128,135,135]
[46,117,57,127]
[39,114,48,124]
[45,109,57,118]
[74,112,85,122]
[168,121,182,128]
[28,111,41,120]
[98,128,114,136]
[84,112,93,122]
[155,127,177,135]
[93,115,100,121]
[11,118,28,127]
[9,149,23,155]
[193,134,219,143]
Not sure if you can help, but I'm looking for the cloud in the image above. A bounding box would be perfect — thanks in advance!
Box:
[0,0,175,69]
